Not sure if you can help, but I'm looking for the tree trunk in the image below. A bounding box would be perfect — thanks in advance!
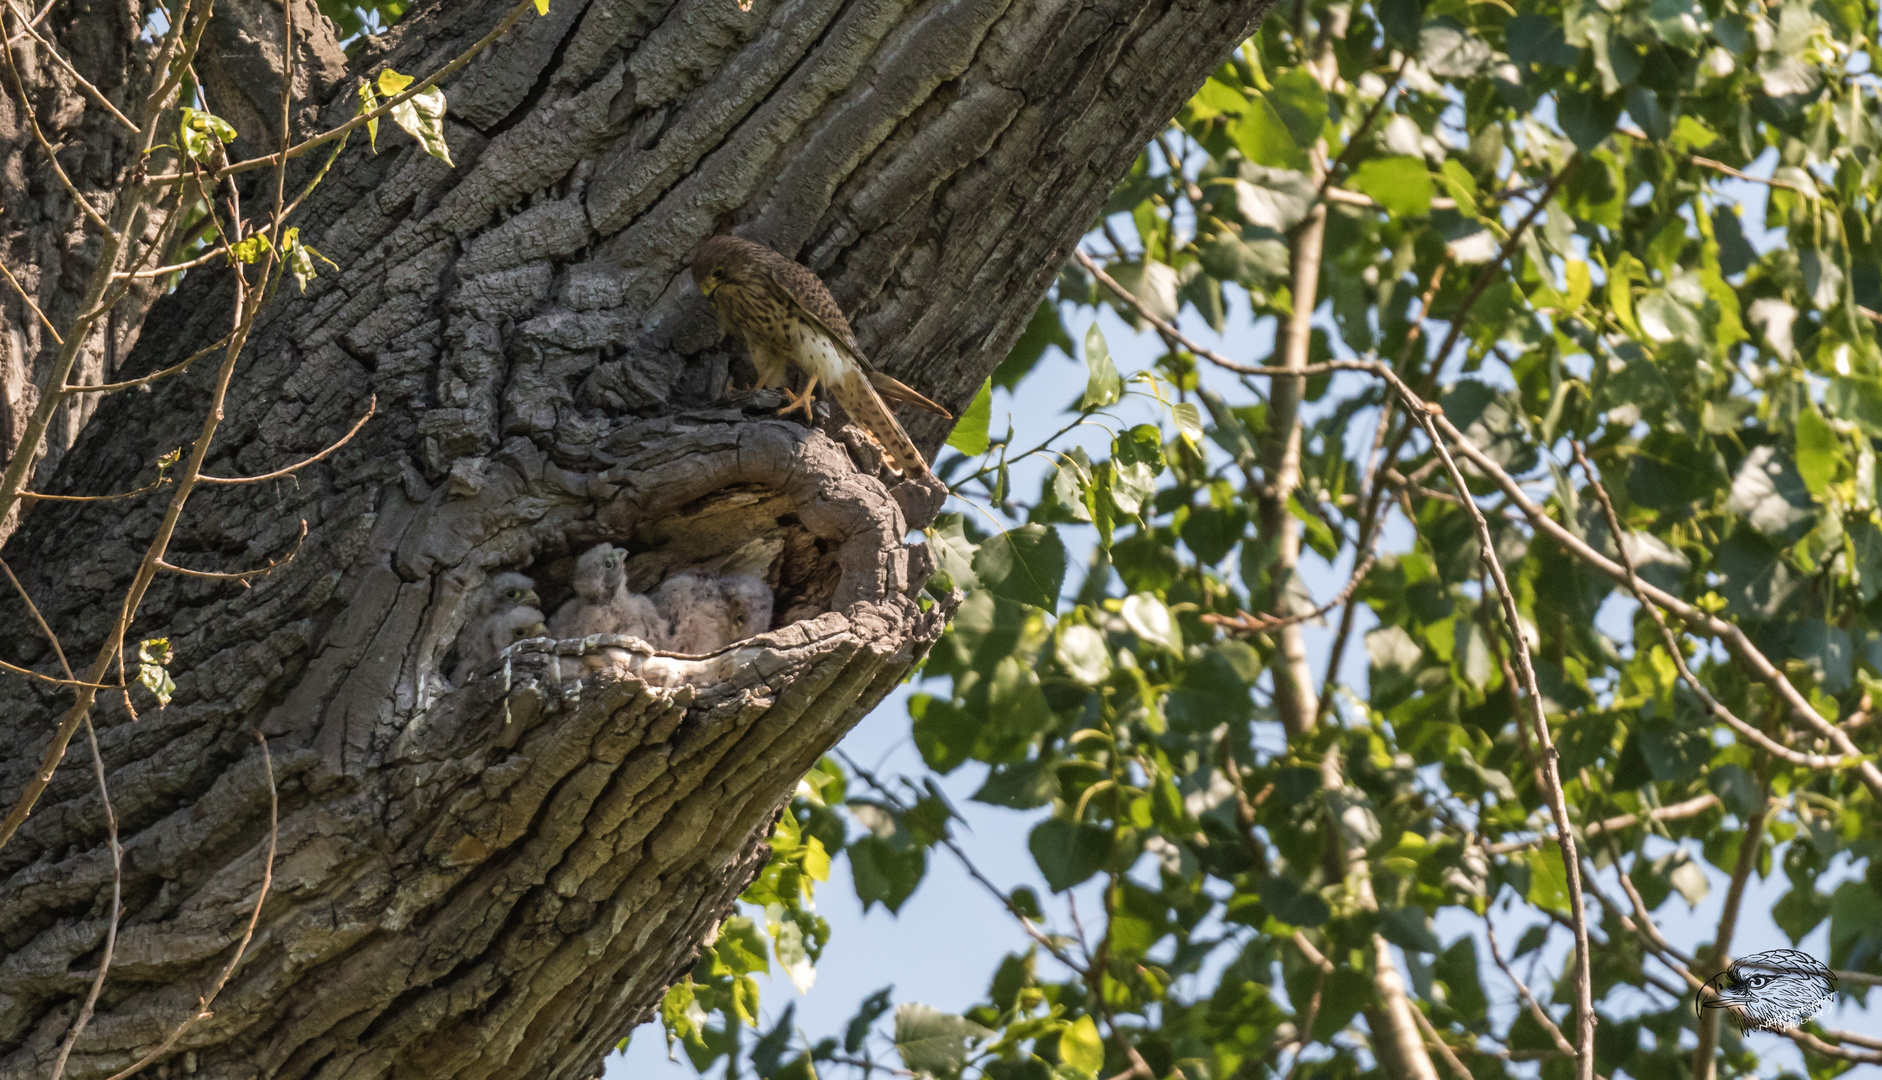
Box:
[0,0,1270,1076]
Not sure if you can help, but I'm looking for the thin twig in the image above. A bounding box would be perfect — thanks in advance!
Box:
[149,0,542,185]
[1568,442,1850,772]
[1408,391,1593,1079]
[157,519,306,582]
[0,254,63,343]
[1483,792,1721,854]
[1316,54,1411,202]
[3,5,139,132]
[1203,539,1382,634]
[47,712,121,1080]
[105,731,277,1080]
[20,478,172,502]
[64,334,233,394]
[1439,422,1882,798]
[197,397,375,484]
[1485,921,1576,1057]
[1408,999,1476,1080]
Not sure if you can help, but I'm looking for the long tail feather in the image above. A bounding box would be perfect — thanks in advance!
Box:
[833,373,929,476]
[867,371,952,418]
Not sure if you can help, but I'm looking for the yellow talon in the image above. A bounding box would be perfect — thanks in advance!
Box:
[776,377,819,420]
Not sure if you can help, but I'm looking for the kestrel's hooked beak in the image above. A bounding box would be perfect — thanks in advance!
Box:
[521,588,542,607]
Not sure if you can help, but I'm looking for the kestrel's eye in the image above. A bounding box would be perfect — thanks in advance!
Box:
[505,588,522,599]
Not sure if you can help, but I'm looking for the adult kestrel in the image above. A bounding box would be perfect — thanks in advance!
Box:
[691,235,950,476]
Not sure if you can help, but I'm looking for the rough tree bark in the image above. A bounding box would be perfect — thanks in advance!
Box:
[0,0,1272,1077]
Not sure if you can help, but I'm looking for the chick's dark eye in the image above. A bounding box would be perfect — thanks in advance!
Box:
[506,588,521,599]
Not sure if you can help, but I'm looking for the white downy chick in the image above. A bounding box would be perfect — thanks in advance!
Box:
[719,573,774,643]
[450,572,540,679]
[614,591,664,645]
[651,571,736,654]
[451,602,547,684]
[552,544,631,638]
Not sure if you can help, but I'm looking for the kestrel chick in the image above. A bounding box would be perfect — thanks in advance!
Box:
[551,544,628,639]
[451,602,547,684]
[652,571,737,654]
[451,571,540,678]
[691,235,951,476]
[553,542,666,644]
[720,572,775,642]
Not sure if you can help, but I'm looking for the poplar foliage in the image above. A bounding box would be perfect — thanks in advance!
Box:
[644,0,1882,1073]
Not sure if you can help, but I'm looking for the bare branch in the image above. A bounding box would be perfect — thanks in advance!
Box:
[1407,999,1477,1080]
[0,255,63,344]
[65,334,233,394]
[0,13,114,232]
[157,518,307,581]
[47,715,120,1080]
[20,478,172,502]
[1485,921,1576,1057]
[1483,792,1722,854]
[198,395,375,484]
[1203,538,1381,634]
[148,0,543,185]
[1411,395,1593,1079]
[2,3,140,132]
[105,731,277,1080]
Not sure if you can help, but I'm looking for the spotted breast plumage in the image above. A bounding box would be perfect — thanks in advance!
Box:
[690,235,950,476]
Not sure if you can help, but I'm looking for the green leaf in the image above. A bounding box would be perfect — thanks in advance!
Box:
[995,300,1073,390]
[1556,87,1622,153]
[1380,907,1443,953]
[357,80,381,152]
[1078,323,1121,411]
[1028,818,1114,891]
[1172,402,1204,447]
[845,987,895,1053]
[1774,886,1832,943]
[1229,165,1316,231]
[1635,290,1701,344]
[926,515,978,592]
[1055,623,1112,685]
[376,69,454,166]
[1120,593,1181,652]
[849,834,927,912]
[1347,156,1433,217]
[1104,260,1180,326]
[1377,0,1423,48]
[1725,446,1814,539]
[714,916,771,975]
[227,233,273,265]
[178,107,237,162]
[1257,874,1331,927]
[894,1003,991,1077]
[1230,97,1308,170]
[732,974,760,1026]
[136,637,175,707]
[1420,19,1493,77]
[971,525,1066,610]
[1058,1016,1104,1075]
[946,379,992,456]
[1795,405,1838,498]
[1526,848,1570,912]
